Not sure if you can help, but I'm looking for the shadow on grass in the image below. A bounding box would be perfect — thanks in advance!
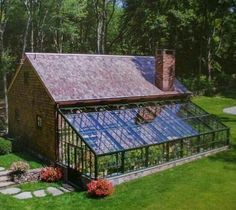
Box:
[220,115,236,122]
[219,116,236,123]
[219,91,236,99]
[14,152,46,168]
[208,145,236,164]
[85,193,113,200]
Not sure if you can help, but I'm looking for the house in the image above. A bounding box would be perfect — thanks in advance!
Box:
[8,49,229,185]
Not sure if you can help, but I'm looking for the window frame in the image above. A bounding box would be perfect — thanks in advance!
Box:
[36,115,42,129]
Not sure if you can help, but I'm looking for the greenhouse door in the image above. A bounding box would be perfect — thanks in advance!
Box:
[67,144,83,186]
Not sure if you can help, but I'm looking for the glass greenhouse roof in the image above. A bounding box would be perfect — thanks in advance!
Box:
[61,100,227,155]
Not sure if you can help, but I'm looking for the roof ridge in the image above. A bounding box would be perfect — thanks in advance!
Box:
[25,52,154,58]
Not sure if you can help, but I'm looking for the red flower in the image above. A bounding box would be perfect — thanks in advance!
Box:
[40,167,62,182]
[87,179,114,197]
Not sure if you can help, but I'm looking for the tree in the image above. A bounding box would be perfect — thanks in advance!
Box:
[121,0,236,83]
[0,0,15,131]
[0,0,235,103]
[92,0,117,54]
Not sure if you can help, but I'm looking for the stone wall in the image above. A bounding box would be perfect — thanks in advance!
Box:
[11,168,42,184]
[8,59,56,161]
[108,146,229,185]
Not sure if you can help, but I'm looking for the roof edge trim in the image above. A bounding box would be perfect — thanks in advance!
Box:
[8,57,25,93]
[58,93,192,107]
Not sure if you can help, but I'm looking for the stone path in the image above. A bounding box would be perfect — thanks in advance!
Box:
[0,166,75,200]
[47,187,64,196]
[33,189,47,197]
[0,168,16,189]
[0,185,74,200]
[223,106,236,115]
[14,192,33,200]
[0,187,21,195]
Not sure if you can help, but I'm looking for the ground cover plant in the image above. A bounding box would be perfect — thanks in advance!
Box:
[0,137,12,155]
[0,95,235,210]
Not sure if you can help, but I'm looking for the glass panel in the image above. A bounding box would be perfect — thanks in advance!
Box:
[97,153,122,178]
[62,101,228,155]
[124,148,146,172]
[148,144,166,166]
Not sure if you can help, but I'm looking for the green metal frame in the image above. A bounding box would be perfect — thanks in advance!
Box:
[56,99,230,180]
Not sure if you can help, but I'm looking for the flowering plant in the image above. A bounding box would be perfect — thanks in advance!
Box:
[87,179,114,197]
[10,161,30,174]
[40,167,62,182]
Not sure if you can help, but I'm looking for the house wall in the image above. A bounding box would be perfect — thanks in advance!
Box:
[8,59,57,161]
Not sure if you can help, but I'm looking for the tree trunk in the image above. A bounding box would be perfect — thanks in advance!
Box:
[0,2,8,134]
[31,20,34,52]
[206,25,216,82]
[22,13,31,57]
[0,32,3,58]
[38,9,48,51]
[94,0,106,54]
[97,14,103,54]
[3,73,8,133]
[207,50,212,81]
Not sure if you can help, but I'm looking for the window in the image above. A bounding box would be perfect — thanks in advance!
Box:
[36,115,42,128]
[15,109,20,122]
[24,72,29,85]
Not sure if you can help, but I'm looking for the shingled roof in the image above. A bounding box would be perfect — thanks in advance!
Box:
[25,53,189,103]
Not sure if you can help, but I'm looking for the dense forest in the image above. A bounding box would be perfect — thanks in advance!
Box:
[0,0,236,97]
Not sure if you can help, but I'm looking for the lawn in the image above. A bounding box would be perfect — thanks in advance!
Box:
[0,95,236,210]
[0,152,43,169]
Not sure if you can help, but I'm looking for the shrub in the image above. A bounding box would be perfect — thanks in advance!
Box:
[0,117,6,133]
[181,75,216,96]
[0,138,12,155]
[10,161,30,174]
[40,167,62,182]
[87,179,114,197]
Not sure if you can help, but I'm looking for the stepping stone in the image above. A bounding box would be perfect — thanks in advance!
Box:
[59,187,70,193]
[62,183,75,192]
[0,181,15,188]
[0,187,21,195]
[33,190,47,197]
[47,187,64,196]
[0,175,10,182]
[14,192,32,200]
[0,170,10,176]
[223,107,236,115]
[0,167,5,171]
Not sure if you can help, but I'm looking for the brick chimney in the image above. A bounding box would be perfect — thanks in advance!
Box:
[155,49,175,91]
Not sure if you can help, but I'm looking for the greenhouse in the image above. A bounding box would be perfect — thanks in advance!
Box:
[57,99,229,180]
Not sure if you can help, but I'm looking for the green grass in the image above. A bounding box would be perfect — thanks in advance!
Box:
[19,181,61,191]
[0,152,43,169]
[192,96,236,145]
[0,95,236,210]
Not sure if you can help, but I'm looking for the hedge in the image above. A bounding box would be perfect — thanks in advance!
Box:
[0,138,12,155]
